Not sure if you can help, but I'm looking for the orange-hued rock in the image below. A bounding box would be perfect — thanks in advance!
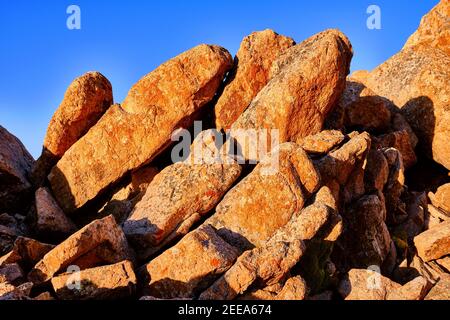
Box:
[215,29,294,130]
[298,130,345,155]
[0,126,34,213]
[206,143,320,250]
[429,183,450,214]
[403,1,450,55]
[0,237,54,269]
[414,220,450,262]
[230,29,352,161]
[28,215,133,284]
[141,225,239,299]
[123,130,241,258]
[365,45,450,170]
[376,130,417,169]
[34,187,77,238]
[49,45,233,213]
[386,276,431,300]
[425,274,450,300]
[51,260,136,300]
[338,269,401,300]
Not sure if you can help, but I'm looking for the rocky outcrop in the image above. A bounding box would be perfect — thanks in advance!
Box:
[49,45,233,213]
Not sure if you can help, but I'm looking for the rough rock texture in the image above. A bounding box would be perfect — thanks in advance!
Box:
[0,263,23,284]
[34,187,77,238]
[0,214,27,256]
[215,29,294,130]
[123,130,242,258]
[425,274,450,300]
[429,183,450,214]
[206,143,320,251]
[0,126,34,213]
[28,215,133,284]
[338,269,401,300]
[365,45,450,170]
[414,220,450,262]
[386,276,430,300]
[51,260,136,300]
[32,72,113,186]
[49,45,233,213]
[376,130,417,169]
[0,237,54,269]
[0,282,33,300]
[230,29,352,161]
[141,225,239,299]
[403,1,450,55]
[298,130,345,155]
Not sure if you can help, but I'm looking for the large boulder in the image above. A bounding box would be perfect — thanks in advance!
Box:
[229,29,352,161]
[0,126,34,213]
[215,29,294,130]
[49,45,233,213]
[32,72,113,186]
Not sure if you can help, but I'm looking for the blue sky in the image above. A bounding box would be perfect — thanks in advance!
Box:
[0,0,439,158]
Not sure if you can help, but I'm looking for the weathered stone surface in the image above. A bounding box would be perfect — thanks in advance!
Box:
[386,276,430,300]
[123,130,242,257]
[215,29,294,130]
[0,263,23,284]
[51,260,136,300]
[34,187,77,238]
[32,72,113,186]
[383,148,407,225]
[414,220,450,262]
[365,45,450,170]
[338,269,401,300]
[339,194,391,269]
[275,276,308,300]
[429,183,450,214]
[49,45,233,213]
[298,130,345,155]
[0,214,27,256]
[0,126,34,213]
[28,215,133,284]
[404,1,450,55]
[424,274,450,300]
[0,237,54,269]
[206,143,320,250]
[0,282,33,300]
[428,204,450,221]
[376,130,417,169]
[364,149,389,193]
[230,29,352,161]
[141,225,239,299]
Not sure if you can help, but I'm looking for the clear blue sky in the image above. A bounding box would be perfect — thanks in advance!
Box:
[0,0,439,158]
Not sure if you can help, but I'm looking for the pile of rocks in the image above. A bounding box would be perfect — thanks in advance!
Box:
[1,1,449,300]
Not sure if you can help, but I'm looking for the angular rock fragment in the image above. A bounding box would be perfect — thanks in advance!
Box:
[298,130,345,155]
[34,187,77,239]
[0,282,33,300]
[0,263,23,284]
[206,143,320,250]
[0,214,27,256]
[123,130,242,258]
[51,260,136,300]
[0,126,34,213]
[414,220,450,262]
[32,72,113,186]
[141,225,239,299]
[215,29,294,130]
[275,276,308,300]
[364,149,389,193]
[386,276,430,300]
[376,130,417,169]
[49,45,233,213]
[338,269,401,300]
[429,183,450,214]
[230,29,352,161]
[28,215,133,284]
[403,0,450,55]
[424,274,450,300]
[0,237,54,269]
[383,148,407,225]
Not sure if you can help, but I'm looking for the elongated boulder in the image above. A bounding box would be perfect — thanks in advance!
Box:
[230,29,352,161]
[429,183,450,214]
[0,126,34,213]
[28,215,133,284]
[365,45,450,170]
[0,237,54,269]
[49,45,233,213]
[123,130,241,258]
[215,29,294,130]
[32,72,113,186]
[141,225,239,299]
[51,260,136,300]
[206,143,320,251]
[403,0,450,55]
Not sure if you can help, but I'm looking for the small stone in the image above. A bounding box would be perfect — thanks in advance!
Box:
[424,274,450,300]
[0,237,54,269]
[298,130,345,155]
